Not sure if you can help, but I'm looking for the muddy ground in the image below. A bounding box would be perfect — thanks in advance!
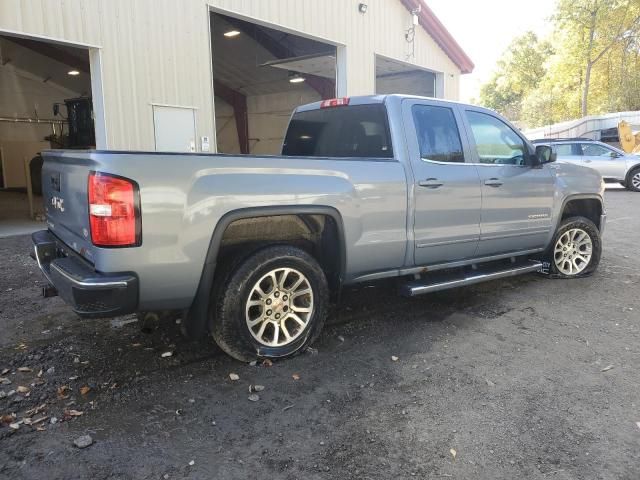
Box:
[0,189,639,480]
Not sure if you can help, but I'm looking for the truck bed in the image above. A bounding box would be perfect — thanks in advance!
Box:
[41,150,408,311]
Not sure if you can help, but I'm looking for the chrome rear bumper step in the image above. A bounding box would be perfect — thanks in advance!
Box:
[399,260,543,297]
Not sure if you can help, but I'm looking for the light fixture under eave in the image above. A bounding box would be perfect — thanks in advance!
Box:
[224,30,241,38]
[67,70,80,76]
[289,73,305,84]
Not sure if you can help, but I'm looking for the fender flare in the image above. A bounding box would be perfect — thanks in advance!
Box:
[557,193,605,230]
[183,205,347,338]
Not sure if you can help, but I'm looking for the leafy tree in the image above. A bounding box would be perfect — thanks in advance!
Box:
[478,32,553,123]
[554,0,640,116]
[479,0,640,128]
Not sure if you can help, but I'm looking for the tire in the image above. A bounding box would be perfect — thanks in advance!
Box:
[626,167,640,192]
[546,216,601,278]
[211,245,329,362]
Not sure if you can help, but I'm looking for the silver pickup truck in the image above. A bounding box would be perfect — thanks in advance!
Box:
[33,95,606,361]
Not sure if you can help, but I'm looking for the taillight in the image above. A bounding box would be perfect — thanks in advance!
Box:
[320,97,350,108]
[88,172,141,247]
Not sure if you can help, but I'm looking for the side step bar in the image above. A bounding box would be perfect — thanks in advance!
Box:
[400,260,543,297]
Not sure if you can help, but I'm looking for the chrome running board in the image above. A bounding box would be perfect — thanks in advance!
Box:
[399,260,543,297]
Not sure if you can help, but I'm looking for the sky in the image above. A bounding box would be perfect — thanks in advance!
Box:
[426,0,558,102]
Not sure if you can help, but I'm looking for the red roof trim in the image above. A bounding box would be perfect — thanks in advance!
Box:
[399,0,474,74]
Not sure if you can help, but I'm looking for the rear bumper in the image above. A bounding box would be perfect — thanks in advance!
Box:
[32,230,138,318]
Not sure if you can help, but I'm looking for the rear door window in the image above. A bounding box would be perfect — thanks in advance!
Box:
[282,104,393,158]
[412,105,465,163]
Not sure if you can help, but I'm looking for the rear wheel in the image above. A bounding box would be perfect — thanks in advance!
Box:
[627,167,640,192]
[547,216,601,278]
[211,245,328,362]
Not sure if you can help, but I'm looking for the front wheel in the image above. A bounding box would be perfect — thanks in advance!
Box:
[211,245,329,362]
[547,216,602,278]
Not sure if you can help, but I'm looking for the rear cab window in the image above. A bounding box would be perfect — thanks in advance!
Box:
[282,104,393,158]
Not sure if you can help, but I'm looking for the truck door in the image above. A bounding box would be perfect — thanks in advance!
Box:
[402,99,482,265]
[461,108,555,257]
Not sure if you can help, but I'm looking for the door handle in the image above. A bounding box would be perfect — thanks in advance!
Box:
[484,178,503,187]
[418,178,444,188]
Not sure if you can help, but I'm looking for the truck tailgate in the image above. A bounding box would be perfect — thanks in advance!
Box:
[41,151,97,262]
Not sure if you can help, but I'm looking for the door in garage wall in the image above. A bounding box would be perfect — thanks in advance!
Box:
[153,105,197,152]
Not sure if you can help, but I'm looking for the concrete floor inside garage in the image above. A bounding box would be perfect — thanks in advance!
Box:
[0,191,44,238]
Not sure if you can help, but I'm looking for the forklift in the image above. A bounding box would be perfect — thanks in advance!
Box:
[30,97,95,195]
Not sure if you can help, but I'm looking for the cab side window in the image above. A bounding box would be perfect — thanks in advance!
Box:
[465,111,527,165]
[412,105,465,163]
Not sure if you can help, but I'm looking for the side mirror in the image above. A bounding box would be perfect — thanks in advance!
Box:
[610,151,621,158]
[535,145,556,164]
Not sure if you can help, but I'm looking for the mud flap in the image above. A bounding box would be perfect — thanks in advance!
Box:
[537,259,595,279]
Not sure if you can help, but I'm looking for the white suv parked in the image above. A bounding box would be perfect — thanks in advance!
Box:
[532,138,640,192]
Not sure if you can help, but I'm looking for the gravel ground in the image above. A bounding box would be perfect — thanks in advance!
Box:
[0,189,639,480]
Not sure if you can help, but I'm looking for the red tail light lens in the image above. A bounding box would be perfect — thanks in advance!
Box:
[88,172,141,247]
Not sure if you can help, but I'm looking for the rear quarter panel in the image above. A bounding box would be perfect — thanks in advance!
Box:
[44,151,408,310]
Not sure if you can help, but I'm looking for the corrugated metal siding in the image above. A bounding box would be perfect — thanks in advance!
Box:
[0,0,463,151]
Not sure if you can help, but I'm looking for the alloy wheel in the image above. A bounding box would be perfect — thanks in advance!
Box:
[245,267,314,347]
[553,228,593,276]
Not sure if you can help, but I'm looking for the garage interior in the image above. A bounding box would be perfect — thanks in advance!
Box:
[0,34,93,236]
[376,55,437,97]
[210,12,337,155]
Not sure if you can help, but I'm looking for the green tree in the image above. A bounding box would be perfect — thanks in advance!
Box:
[554,0,640,116]
[596,20,640,112]
[478,32,553,122]
[479,0,640,128]
[520,36,584,126]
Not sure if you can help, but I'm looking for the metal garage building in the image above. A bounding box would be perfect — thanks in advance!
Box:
[0,0,472,176]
